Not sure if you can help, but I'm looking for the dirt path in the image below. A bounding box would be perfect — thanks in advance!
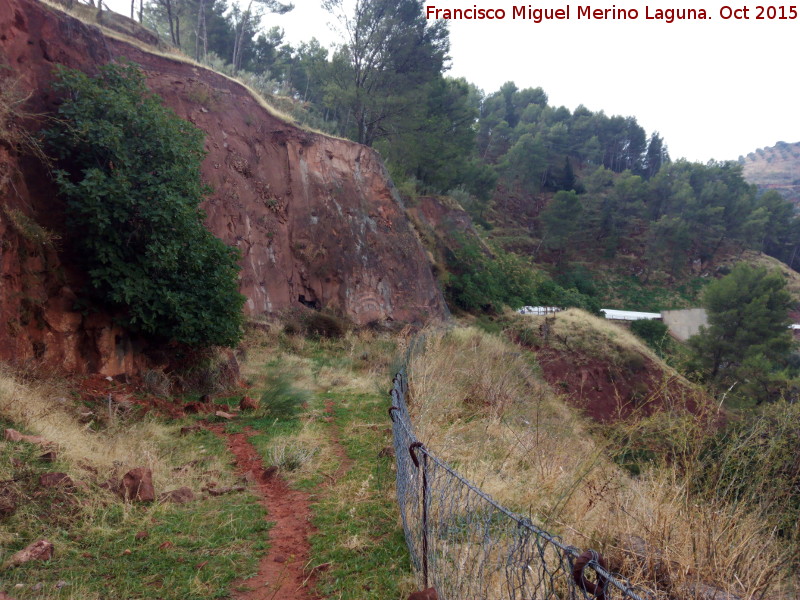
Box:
[218,428,318,600]
[208,397,356,599]
[324,399,353,484]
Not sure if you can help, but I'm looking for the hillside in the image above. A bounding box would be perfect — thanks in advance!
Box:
[407,323,797,599]
[0,0,446,376]
[740,140,800,204]
[1,1,799,598]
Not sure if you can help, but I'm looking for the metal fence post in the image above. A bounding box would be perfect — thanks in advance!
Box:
[409,441,429,589]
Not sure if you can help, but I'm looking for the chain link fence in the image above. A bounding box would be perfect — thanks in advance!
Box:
[390,369,656,600]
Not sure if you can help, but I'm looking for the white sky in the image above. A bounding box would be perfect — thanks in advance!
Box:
[102,0,799,163]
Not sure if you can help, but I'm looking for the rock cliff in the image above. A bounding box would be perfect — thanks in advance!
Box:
[0,0,446,375]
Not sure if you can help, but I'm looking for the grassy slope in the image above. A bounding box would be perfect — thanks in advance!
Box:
[1,318,797,599]
[230,326,416,599]
[407,322,795,599]
[0,370,267,599]
[0,326,414,599]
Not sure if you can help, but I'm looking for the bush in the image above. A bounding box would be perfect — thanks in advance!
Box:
[697,401,800,546]
[630,319,670,353]
[45,62,245,347]
[444,234,599,315]
[283,307,349,339]
[261,371,310,420]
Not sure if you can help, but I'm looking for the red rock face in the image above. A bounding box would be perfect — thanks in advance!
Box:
[0,0,446,375]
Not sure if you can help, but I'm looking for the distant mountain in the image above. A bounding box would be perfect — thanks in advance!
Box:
[739,141,800,204]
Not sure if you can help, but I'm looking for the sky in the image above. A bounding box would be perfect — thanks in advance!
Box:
[101,0,799,163]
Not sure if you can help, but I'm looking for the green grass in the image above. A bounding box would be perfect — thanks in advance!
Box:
[307,390,413,599]
[0,428,268,600]
[234,336,414,599]
[594,273,707,311]
[1,330,410,599]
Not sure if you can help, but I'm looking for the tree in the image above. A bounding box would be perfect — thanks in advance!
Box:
[642,131,669,179]
[230,0,293,73]
[501,132,547,190]
[154,0,187,45]
[540,190,583,260]
[322,0,449,146]
[689,263,794,401]
[46,62,245,348]
[377,76,481,194]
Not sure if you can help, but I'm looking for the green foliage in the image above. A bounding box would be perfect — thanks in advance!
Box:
[689,263,795,402]
[630,319,670,354]
[443,233,598,314]
[260,370,311,420]
[540,190,582,258]
[45,62,245,347]
[698,401,800,545]
[322,0,448,147]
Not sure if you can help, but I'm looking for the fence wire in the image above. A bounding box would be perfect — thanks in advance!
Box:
[390,369,656,600]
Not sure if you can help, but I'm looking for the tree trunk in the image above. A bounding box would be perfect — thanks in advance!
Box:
[194,0,207,61]
[164,0,176,45]
[232,1,253,74]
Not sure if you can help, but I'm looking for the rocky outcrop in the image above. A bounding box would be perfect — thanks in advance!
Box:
[0,0,446,375]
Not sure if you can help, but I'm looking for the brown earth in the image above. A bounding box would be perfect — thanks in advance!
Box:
[740,140,800,205]
[533,346,702,423]
[323,397,353,483]
[215,426,318,600]
[0,0,446,377]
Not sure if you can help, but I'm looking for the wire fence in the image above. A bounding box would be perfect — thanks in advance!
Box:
[389,369,656,600]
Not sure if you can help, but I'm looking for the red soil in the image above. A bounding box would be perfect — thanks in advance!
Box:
[533,347,704,423]
[216,427,317,600]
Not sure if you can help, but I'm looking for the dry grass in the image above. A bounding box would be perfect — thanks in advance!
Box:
[407,325,796,599]
[0,77,47,161]
[721,250,800,302]
[519,307,664,365]
[0,366,232,492]
[37,0,344,140]
[267,419,332,478]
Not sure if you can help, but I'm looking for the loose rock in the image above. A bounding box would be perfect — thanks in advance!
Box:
[203,484,246,496]
[408,588,438,600]
[239,395,259,411]
[3,429,51,447]
[38,473,74,490]
[158,487,195,504]
[5,540,54,568]
[121,468,155,503]
[0,486,18,518]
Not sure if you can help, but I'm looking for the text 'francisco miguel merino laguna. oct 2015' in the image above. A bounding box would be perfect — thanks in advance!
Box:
[425,4,799,22]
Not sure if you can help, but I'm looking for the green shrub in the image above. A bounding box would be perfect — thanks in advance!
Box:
[697,401,800,546]
[283,307,350,339]
[261,371,310,420]
[443,233,600,315]
[45,62,244,347]
[630,319,670,353]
